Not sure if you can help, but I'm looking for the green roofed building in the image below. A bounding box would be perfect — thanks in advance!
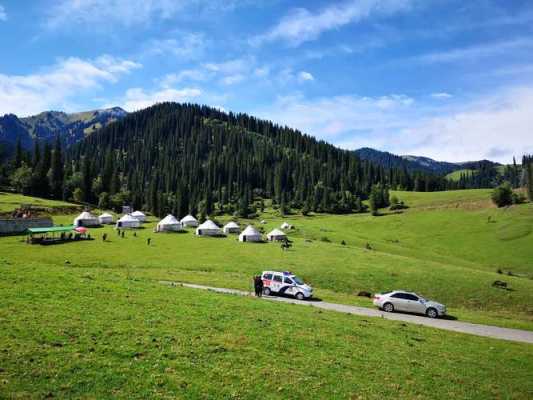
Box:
[27,226,75,234]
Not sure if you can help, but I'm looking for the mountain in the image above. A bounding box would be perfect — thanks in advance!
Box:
[355,147,500,176]
[66,103,447,216]
[0,107,127,158]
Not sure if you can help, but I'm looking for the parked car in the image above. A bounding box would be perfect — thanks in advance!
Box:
[373,290,446,318]
[261,271,313,300]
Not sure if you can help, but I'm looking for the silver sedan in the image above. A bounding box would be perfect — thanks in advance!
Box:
[373,290,446,318]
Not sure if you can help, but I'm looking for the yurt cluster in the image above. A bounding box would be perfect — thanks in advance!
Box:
[73,210,290,242]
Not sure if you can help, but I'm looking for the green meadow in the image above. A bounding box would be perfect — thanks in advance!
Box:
[1,189,533,398]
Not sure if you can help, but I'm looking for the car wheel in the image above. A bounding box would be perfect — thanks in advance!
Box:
[383,302,394,313]
[426,308,438,318]
[295,292,305,300]
[263,287,271,296]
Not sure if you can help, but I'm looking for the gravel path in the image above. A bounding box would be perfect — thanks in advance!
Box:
[160,281,533,344]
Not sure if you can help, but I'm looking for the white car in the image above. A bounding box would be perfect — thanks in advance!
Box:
[261,271,313,300]
[373,290,446,318]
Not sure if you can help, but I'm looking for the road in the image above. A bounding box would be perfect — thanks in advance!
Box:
[159,281,533,345]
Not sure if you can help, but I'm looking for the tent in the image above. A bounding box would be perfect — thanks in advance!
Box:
[223,221,240,234]
[156,214,183,232]
[74,211,99,227]
[116,214,141,229]
[131,211,146,222]
[281,222,293,230]
[98,213,114,224]
[196,220,223,236]
[239,225,262,242]
[267,228,287,241]
[180,214,199,228]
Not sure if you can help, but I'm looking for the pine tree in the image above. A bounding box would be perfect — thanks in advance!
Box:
[50,136,64,199]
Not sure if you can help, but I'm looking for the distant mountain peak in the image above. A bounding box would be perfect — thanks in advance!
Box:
[355,148,500,175]
[0,106,128,159]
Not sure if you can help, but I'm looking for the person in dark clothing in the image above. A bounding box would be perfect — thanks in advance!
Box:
[254,276,264,297]
[147,237,151,246]
[102,233,107,242]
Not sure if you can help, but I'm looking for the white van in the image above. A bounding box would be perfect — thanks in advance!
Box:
[261,271,313,300]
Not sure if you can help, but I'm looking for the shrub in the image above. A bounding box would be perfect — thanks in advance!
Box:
[512,192,527,205]
[491,183,513,207]
[320,236,331,243]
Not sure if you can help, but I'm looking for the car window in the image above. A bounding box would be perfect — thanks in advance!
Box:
[263,273,272,280]
[284,277,293,284]
[405,294,419,301]
[391,292,407,299]
[273,275,282,282]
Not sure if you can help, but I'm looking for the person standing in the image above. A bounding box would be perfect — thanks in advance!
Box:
[254,275,264,297]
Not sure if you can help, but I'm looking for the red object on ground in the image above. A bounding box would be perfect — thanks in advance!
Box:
[75,227,88,233]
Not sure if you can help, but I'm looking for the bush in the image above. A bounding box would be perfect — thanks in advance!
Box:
[512,192,527,205]
[491,183,513,207]
[320,236,331,243]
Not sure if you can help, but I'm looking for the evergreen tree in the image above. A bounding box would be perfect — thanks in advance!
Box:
[50,136,64,199]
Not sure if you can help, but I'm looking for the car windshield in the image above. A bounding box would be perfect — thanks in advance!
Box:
[292,276,304,285]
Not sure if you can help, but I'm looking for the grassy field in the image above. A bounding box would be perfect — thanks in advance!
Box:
[1,263,532,399]
[1,189,533,397]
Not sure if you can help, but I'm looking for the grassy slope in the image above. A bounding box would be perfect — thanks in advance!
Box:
[1,263,532,399]
[445,169,473,181]
[0,192,77,213]
[1,189,533,330]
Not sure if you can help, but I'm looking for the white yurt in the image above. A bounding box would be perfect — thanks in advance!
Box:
[267,228,287,241]
[98,212,114,224]
[116,214,141,229]
[131,211,146,222]
[74,211,99,227]
[223,221,240,234]
[180,214,199,228]
[156,214,183,232]
[195,220,223,236]
[281,222,292,230]
[239,225,262,242]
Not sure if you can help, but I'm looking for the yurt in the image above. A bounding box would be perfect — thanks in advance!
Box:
[223,221,240,234]
[131,211,146,222]
[195,220,223,236]
[156,214,183,232]
[281,222,293,230]
[98,213,114,224]
[116,214,141,229]
[180,214,199,228]
[239,225,262,242]
[267,228,287,242]
[74,211,99,227]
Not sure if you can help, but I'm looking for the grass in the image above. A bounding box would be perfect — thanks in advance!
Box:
[1,189,533,330]
[1,189,533,397]
[1,263,532,399]
[0,191,78,213]
[445,169,474,181]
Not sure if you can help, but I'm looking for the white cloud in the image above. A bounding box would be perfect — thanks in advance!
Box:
[0,56,141,116]
[120,87,202,111]
[0,4,6,21]
[144,33,208,60]
[251,0,413,46]
[256,86,533,163]
[431,92,452,99]
[297,71,314,83]
[46,0,250,29]
[413,37,533,64]
[159,70,209,87]
[256,93,415,140]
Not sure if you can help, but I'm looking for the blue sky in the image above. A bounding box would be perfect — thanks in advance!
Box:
[1,0,532,162]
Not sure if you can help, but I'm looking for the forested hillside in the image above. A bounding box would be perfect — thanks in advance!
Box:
[2,103,531,217]
[68,103,429,217]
